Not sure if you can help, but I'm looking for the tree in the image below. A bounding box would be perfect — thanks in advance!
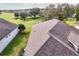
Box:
[43,4,57,20]
[62,4,75,18]
[75,14,79,21]
[39,9,45,17]
[18,24,25,32]
[58,13,64,21]
[39,3,75,21]
[30,8,40,18]
[56,4,64,20]
[20,12,26,21]
[75,4,79,21]
[0,11,2,14]
[14,12,19,19]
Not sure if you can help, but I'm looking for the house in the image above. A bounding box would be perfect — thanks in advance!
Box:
[75,22,79,30]
[0,18,19,53]
[24,19,79,56]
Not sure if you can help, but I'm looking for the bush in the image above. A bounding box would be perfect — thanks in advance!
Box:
[75,14,79,21]
[18,24,26,32]
[19,48,25,56]
[14,12,19,19]
[20,12,26,21]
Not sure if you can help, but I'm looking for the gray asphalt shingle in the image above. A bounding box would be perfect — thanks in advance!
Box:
[24,19,79,56]
[35,37,78,56]
[35,21,79,56]
[49,21,78,49]
[0,18,18,40]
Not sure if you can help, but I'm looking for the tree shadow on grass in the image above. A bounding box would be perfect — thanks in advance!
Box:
[0,32,30,56]
[12,16,42,22]
[27,16,41,20]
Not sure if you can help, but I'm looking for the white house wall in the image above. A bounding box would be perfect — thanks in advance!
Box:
[0,27,19,53]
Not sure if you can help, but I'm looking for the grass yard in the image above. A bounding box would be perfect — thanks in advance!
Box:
[0,12,42,56]
[64,17,77,27]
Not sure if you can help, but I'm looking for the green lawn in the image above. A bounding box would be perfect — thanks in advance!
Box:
[64,17,76,27]
[0,12,42,56]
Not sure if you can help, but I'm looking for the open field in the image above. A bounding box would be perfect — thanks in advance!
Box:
[0,12,42,56]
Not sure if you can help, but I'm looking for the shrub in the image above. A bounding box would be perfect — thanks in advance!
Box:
[14,12,19,19]
[19,48,25,56]
[18,24,26,32]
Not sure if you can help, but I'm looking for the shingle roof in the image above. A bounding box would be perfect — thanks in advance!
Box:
[49,21,78,49]
[35,37,78,56]
[24,19,59,56]
[35,21,79,56]
[0,18,18,40]
[24,19,79,56]
[68,31,79,47]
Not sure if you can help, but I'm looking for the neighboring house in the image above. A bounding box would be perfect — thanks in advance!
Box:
[0,18,19,53]
[24,19,79,56]
[75,22,79,30]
